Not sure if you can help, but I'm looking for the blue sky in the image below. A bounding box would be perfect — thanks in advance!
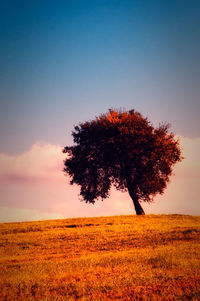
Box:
[0,1,200,221]
[1,0,200,154]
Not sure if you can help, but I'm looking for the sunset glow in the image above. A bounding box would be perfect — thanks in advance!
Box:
[0,0,199,221]
[0,137,199,222]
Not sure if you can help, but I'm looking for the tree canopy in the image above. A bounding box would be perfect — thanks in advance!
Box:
[63,109,182,215]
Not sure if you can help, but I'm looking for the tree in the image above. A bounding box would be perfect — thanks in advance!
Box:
[63,109,182,215]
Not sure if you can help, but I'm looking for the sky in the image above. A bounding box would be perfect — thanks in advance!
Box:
[0,0,200,222]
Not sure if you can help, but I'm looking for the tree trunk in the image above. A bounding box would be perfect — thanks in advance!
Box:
[127,184,145,215]
[119,155,145,215]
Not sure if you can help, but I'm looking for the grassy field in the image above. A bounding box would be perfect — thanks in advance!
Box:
[0,214,200,300]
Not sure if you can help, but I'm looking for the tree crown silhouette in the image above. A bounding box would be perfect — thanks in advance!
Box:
[63,109,182,215]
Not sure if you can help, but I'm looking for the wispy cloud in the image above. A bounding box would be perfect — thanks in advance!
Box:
[0,143,65,183]
[0,137,199,222]
[0,206,64,223]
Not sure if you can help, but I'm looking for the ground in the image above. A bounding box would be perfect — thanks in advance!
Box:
[0,214,200,300]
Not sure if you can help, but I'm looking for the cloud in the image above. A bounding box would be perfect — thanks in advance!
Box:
[0,137,199,222]
[0,142,65,183]
[180,137,200,167]
[0,206,64,223]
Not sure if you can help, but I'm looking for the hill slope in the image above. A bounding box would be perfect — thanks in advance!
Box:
[0,214,200,300]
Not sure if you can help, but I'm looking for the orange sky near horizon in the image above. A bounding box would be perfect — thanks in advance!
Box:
[0,136,199,222]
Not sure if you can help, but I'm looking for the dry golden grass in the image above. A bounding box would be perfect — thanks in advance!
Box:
[0,214,200,300]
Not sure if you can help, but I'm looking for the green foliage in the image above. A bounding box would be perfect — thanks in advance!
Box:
[63,109,182,213]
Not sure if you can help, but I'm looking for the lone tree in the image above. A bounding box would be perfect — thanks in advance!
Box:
[63,109,182,215]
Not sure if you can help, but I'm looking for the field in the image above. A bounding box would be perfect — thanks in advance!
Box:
[0,214,200,300]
